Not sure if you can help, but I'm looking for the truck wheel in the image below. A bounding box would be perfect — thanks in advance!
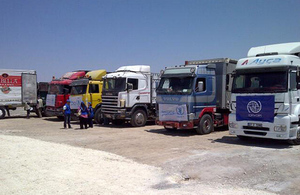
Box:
[288,139,300,145]
[131,109,147,127]
[112,119,124,126]
[0,107,6,119]
[196,114,214,135]
[94,109,103,124]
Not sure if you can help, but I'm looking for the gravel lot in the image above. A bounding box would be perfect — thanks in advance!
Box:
[0,109,300,194]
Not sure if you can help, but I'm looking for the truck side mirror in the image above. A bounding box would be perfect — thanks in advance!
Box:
[196,81,204,92]
[127,83,133,92]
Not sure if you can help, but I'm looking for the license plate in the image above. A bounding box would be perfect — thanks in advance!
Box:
[248,123,262,127]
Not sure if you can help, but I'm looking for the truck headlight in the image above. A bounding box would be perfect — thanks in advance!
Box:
[120,99,125,107]
[274,125,287,132]
[229,122,238,129]
[188,113,195,121]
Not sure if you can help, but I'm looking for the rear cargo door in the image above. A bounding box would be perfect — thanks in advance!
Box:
[22,73,37,104]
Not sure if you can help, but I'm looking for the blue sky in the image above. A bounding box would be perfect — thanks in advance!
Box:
[1,0,299,81]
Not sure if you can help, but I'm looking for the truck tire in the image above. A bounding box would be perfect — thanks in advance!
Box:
[0,107,6,119]
[131,109,147,127]
[196,114,214,135]
[288,130,300,145]
[94,109,103,124]
[288,139,300,145]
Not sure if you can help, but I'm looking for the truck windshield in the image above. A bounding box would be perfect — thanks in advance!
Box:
[157,77,194,95]
[232,71,288,93]
[70,85,87,95]
[48,84,70,95]
[103,78,126,92]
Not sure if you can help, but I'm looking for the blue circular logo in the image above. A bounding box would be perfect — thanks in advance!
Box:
[247,101,262,113]
[176,106,184,115]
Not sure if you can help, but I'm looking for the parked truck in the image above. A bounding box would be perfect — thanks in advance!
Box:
[45,71,87,119]
[229,42,300,145]
[0,69,38,119]
[101,65,159,126]
[156,58,237,134]
[69,69,106,123]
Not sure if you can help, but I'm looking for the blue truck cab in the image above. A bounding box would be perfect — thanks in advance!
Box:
[156,58,237,134]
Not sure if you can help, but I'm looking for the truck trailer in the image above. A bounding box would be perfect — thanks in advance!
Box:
[0,69,38,119]
[156,58,237,134]
[101,65,159,126]
[229,42,300,144]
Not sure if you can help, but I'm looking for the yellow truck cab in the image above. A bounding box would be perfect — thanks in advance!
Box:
[69,70,106,123]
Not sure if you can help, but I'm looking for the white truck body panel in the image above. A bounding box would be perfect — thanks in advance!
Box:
[0,69,36,107]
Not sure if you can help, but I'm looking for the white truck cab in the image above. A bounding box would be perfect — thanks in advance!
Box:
[229,42,300,144]
[101,65,159,126]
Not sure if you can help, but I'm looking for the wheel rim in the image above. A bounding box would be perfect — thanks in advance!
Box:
[0,109,3,116]
[135,112,145,126]
[203,119,211,132]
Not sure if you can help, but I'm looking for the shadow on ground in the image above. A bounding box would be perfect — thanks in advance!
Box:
[146,126,229,137]
[213,135,292,149]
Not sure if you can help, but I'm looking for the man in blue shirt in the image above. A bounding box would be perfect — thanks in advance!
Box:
[63,99,72,129]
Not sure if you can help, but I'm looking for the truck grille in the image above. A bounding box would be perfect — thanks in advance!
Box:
[243,126,270,131]
[102,95,119,114]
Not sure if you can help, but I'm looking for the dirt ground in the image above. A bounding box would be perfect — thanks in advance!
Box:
[1,109,300,195]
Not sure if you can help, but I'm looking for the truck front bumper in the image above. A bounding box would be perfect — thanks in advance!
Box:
[156,120,194,129]
[103,109,128,120]
[45,107,63,117]
[229,114,299,140]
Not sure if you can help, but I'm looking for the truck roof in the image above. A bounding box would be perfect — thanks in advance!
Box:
[248,42,300,57]
[0,69,36,74]
[85,69,106,81]
[116,65,150,73]
[50,71,86,85]
[185,58,237,65]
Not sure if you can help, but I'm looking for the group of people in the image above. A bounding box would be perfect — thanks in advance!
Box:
[63,100,94,129]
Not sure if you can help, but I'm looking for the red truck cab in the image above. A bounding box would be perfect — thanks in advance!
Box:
[45,71,86,119]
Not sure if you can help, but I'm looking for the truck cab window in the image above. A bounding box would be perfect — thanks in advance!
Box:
[290,72,297,90]
[128,79,138,90]
[89,84,99,93]
[195,78,206,92]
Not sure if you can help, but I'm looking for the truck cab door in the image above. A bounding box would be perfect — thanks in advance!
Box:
[127,78,140,107]
[88,83,101,108]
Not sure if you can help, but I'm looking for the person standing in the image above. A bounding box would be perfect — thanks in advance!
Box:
[87,102,94,128]
[78,101,88,129]
[63,99,72,129]
[24,102,31,119]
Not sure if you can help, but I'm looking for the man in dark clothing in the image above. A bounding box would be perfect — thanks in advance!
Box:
[63,99,72,129]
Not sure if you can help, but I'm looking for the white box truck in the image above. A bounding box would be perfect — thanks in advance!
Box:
[229,42,300,144]
[101,65,159,126]
[0,69,38,119]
